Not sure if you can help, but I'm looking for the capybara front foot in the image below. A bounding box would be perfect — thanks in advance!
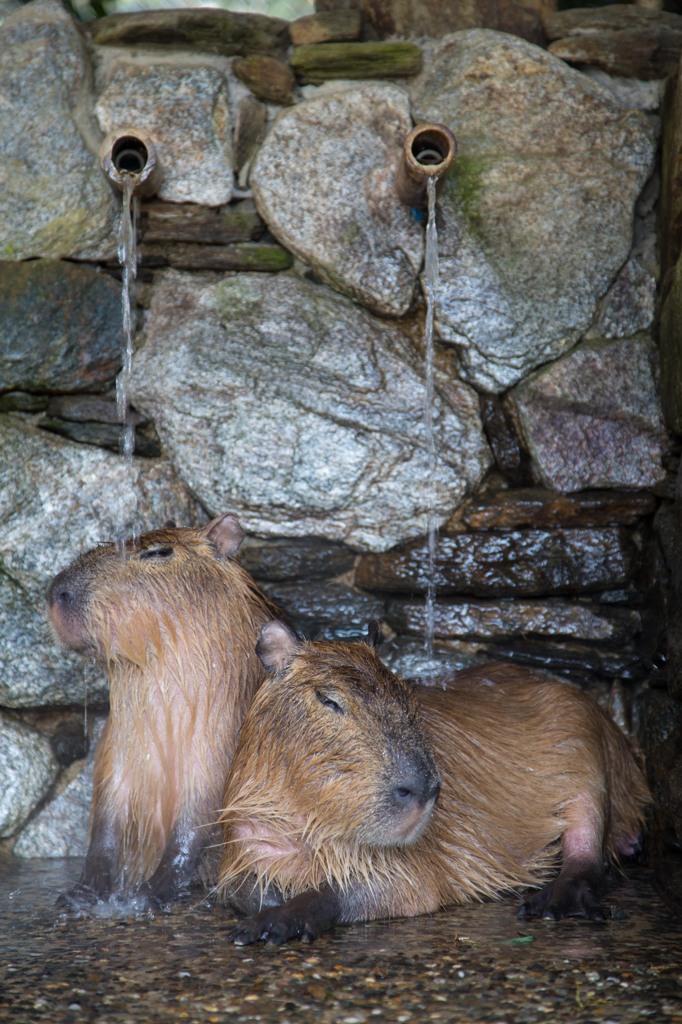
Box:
[229,905,322,946]
[517,868,605,922]
[132,877,192,913]
[56,882,109,915]
[229,887,340,946]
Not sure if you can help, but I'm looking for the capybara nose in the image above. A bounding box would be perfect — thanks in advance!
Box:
[46,575,78,610]
[393,774,441,809]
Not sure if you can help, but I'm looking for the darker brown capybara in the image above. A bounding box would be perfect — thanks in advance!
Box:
[218,620,650,944]
[46,514,279,911]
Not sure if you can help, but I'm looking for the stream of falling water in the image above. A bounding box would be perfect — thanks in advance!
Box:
[116,174,138,464]
[114,174,140,561]
[423,175,439,662]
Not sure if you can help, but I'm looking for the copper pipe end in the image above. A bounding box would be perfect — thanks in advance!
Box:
[395,123,457,209]
[99,128,162,198]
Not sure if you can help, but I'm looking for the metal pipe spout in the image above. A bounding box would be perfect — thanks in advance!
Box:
[395,123,457,209]
[99,128,162,198]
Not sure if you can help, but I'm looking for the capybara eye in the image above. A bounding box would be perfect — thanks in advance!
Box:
[315,690,344,714]
[139,546,174,560]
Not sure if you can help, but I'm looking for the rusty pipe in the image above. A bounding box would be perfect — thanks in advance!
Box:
[395,123,457,209]
[99,128,162,198]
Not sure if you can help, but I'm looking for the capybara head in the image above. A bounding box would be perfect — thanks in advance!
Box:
[46,513,264,666]
[223,620,441,851]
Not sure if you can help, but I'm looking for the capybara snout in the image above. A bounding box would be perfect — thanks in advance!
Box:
[46,564,93,652]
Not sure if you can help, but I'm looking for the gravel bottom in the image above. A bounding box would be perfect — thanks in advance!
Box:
[1,858,680,1024]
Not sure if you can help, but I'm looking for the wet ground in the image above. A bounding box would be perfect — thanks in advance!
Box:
[0,858,680,1024]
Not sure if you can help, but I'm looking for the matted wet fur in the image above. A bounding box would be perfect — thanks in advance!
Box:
[218,622,651,944]
[47,514,279,910]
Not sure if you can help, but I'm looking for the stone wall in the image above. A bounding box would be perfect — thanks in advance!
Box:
[0,0,680,891]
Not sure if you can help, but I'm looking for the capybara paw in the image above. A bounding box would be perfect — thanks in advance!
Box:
[131,880,185,914]
[518,873,605,922]
[229,908,320,946]
[517,888,549,920]
[56,883,107,914]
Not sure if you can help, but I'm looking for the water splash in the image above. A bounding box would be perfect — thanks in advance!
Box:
[116,173,138,463]
[423,175,439,661]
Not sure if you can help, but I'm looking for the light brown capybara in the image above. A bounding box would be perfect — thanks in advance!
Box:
[218,620,650,944]
[46,513,279,911]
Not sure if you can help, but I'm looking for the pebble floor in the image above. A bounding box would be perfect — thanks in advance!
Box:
[0,858,680,1024]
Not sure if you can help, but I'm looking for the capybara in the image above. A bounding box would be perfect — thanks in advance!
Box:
[47,513,279,910]
[218,621,650,944]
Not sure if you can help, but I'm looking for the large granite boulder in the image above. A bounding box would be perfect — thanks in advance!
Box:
[0,261,121,392]
[0,0,117,261]
[250,83,424,317]
[410,30,656,392]
[131,270,492,552]
[508,334,668,492]
[95,56,233,206]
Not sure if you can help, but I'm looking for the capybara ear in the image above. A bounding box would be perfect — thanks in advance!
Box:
[366,620,381,648]
[256,620,303,674]
[202,514,245,558]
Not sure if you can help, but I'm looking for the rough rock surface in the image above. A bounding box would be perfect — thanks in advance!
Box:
[661,257,682,435]
[232,55,295,105]
[131,270,492,552]
[0,716,58,838]
[387,597,641,643]
[591,257,656,340]
[87,8,290,59]
[96,57,233,206]
[0,416,203,706]
[263,580,385,639]
[580,69,664,114]
[0,571,106,710]
[661,66,682,279]
[316,0,554,46]
[459,487,657,530]
[290,11,362,46]
[13,719,105,859]
[509,335,668,492]
[356,527,636,596]
[290,42,423,84]
[0,261,121,392]
[249,83,424,317]
[239,536,355,582]
[545,5,682,80]
[0,0,117,261]
[410,30,656,392]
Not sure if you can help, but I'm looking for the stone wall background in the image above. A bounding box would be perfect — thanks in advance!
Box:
[0,0,680,897]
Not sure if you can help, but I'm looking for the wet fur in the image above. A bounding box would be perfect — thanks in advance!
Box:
[218,633,650,937]
[47,515,279,901]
